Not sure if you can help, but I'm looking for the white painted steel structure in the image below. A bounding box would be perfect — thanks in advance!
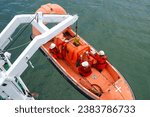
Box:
[0,12,78,100]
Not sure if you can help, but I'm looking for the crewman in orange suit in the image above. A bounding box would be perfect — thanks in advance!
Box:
[76,51,93,67]
[91,50,108,71]
[78,61,92,77]
[61,40,69,59]
[83,51,94,66]
[49,43,62,59]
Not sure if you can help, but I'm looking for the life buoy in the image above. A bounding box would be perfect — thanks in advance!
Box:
[32,3,67,36]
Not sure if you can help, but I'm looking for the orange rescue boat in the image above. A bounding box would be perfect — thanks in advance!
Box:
[32,3,135,100]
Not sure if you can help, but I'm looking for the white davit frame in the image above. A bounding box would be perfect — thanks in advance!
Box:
[0,12,78,100]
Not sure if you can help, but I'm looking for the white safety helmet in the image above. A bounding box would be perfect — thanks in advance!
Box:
[85,51,89,55]
[4,52,11,59]
[99,50,105,56]
[81,61,89,67]
[64,40,69,43]
[90,49,96,55]
[50,43,56,49]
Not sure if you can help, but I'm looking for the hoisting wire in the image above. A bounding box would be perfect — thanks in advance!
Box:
[75,20,78,37]
[7,41,31,51]
[5,14,37,51]
[72,20,80,46]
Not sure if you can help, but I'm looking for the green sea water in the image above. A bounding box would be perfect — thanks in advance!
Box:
[0,0,150,100]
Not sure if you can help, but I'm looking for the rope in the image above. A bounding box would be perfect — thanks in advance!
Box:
[7,41,31,51]
[5,14,37,51]
[82,77,102,96]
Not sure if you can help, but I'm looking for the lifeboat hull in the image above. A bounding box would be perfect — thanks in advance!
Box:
[32,3,135,100]
[39,37,135,100]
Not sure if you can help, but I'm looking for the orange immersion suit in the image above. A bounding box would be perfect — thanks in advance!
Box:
[91,53,107,71]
